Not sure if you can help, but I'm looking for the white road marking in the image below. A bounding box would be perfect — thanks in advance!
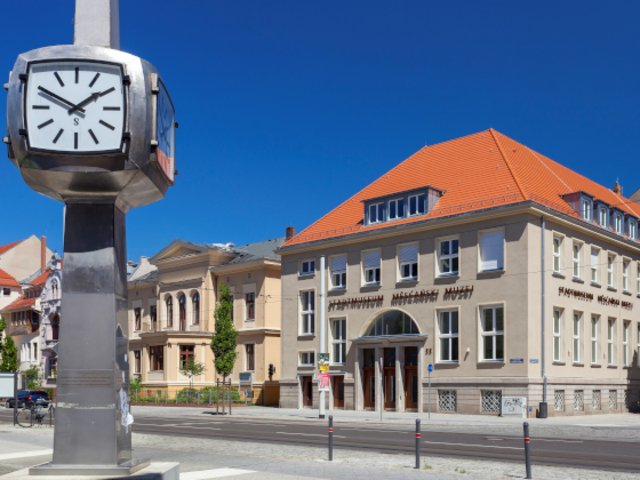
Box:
[181,467,255,479]
[536,438,583,444]
[0,449,52,461]
[426,440,522,450]
[135,422,221,430]
[276,431,347,439]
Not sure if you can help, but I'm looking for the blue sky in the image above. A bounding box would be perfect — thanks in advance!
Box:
[1,1,639,260]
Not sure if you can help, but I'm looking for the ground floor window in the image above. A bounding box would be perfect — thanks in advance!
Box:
[574,390,584,411]
[149,346,164,371]
[554,390,565,412]
[592,390,601,410]
[438,390,457,412]
[133,350,141,374]
[608,390,617,410]
[481,390,501,414]
[245,344,255,371]
[179,344,195,370]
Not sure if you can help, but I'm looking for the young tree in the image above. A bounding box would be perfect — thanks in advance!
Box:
[180,359,206,389]
[0,317,18,372]
[24,365,42,389]
[210,283,238,383]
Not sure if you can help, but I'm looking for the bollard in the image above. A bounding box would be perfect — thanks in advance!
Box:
[415,418,421,469]
[523,421,532,479]
[328,415,334,461]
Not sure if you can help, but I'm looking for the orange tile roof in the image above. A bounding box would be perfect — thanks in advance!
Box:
[0,240,21,255]
[0,268,20,288]
[285,129,640,247]
[29,269,50,287]
[1,295,36,312]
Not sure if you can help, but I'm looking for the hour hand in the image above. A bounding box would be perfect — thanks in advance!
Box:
[37,86,85,113]
[67,92,101,114]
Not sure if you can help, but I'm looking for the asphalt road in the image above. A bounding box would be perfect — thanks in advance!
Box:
[1,408,638,473]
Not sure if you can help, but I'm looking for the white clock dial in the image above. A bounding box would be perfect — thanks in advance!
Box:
[25,60,125,153]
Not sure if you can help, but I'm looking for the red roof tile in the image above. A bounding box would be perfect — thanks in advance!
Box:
[29,270,50,287]
[0,268,20,288]
[1,295,36,312]
[0,240,21,255]
[285,129,640,247]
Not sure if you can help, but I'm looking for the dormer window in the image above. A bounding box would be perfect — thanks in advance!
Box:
[581,198,593,221]
[613,212,624,235]
[388,198,405,220]
[598,205,609,228]
[368,202,386,224]
[363,187,442,226]
[628,218,638,240]
[408,194,426,216]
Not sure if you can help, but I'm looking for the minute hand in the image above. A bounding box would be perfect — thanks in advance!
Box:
[67,87,116,114]
[37,86,85,113]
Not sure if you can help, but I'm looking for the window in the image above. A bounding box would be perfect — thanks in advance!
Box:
[438,310,459,362]
[388,198,405,220]
[607,254,615,288]
[179,345,195,370]
[614,214,623,235]
[437,238,459,276]
[637,263,640,294]
[149,345,164,371]
[368,202,385,224]
[623,321,630,367]
[628,220,638,240]
[245,344,255,371]
[479,230,504,271]
[581,199,592,221]
[598,206,608,228]
[150,304,157,330]
[165,296,173,328]
[623,260,630,291]
[591,315,599,364]
[2,288,10,296]
[299,351,315,367]
[553,308,563,362]
[300,259,315,276]
[362,250,381,285]
[590,248,599,283]
[552,235,562,273]
[408,193,426,216]
[573,312,582,363]
[331,318,346,364]
[191,292,200,325]
[398,244,418,281]
[245,292,255,321]
[300,290,315,335]
[572,242,582,279]
[178,293,187,330]
[134,307,141,331]
[330,255,347,289]
[133,350,141,374]
[480,306,504,361]
[637,323,640,367]
[607,318,616,365]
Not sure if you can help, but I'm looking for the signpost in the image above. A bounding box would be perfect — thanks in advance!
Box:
[4,0,176,475]
[427,363,433,420]
[318,353,330,395]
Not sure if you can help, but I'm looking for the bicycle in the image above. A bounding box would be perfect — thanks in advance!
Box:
[15,401,55,428]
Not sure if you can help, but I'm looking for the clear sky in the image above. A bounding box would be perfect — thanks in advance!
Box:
[1,1,639,261]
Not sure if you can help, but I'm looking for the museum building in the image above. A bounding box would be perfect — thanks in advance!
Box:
[278,129,640,416]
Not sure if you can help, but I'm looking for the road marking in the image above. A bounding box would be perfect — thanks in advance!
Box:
[536,438,583,444]
[276,431,347,439]
[427,440,522,450]
[0,449,52,461]
[181,468,255,479]
[135,422,221,431]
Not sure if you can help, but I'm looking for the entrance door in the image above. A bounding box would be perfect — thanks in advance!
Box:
[404,346,418,410]
[301,375,313,408]
[332,376,344,409]
[363,348,376,409]
[383,348,396,410]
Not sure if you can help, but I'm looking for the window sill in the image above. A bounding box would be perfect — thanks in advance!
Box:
[572,362,584,367]
[298,334,315,339]
[607,286,617,292]
[437,273,459,279]
[552,272,565,279]
[590,363,601,368]
[477,360,504,365]
[436,361,459,366]
[590,282,601,288]
[361,283,381,291]
[572,277,584,284]
[396,278,418,286]
[607,364,617,368]
[298,273,316,279]
[552,361,566,366]
[622,290,632,296]
[298,365,314,370]
[328,287,347,295]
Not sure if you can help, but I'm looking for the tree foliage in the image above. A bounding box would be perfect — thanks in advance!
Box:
[24,365,42,389]
[0,317,18,372]
[180,359,206,388]
[210,283,238,381]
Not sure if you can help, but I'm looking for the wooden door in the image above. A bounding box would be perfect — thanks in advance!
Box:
[332,376,344,409]
[383,348,396,410]
[363,348,376,409]
[404,347,418,410]
[301,376,313,407]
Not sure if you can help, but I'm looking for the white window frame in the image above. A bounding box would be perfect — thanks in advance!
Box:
[437,237,459,277]
[397,243,418,282]
[628,219,638,240]
[637,262,640,294]
[330,255,347,290]
[622,321,630,367]
[622,259,630,292]
[552,235,562,274]
[572,241,582,279]
[590,247,600,284]
[591,315,599,365]
[368,202,385,224]
[299,259,316,276]
[244,291,256,322]
[572,311,582,364]
[299,351,315,367]
[478,228,504,272]
[607,317,616,366]
[607,254,616,289]
[362,249,381,286]
[299,290,315,336]
[331,318,346,365]
[388,197,405,220]
[553,308,563,363]
[581,198,592,221]
[245,343,255,372]
[408,193,426,216]
[479,305,504,362]
[598,206,608,228]
[438,309,459,363]
[614,213,624,235]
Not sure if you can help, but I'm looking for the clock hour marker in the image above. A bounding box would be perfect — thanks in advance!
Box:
[103,106,121,111]
[32,105,50,110]
[37,118,54,129]
[74,132,78,150]
[53,128,64,144]
[54,71,64,87]
[100,86,115,97]
[88,129,99,144]
[75,67,79,84]
[99,119,115,130]
[89,72,100,88]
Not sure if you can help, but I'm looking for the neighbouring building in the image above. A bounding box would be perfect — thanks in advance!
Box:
[128,237,283,404]
[39,254,63,386]
[279,129,640,416]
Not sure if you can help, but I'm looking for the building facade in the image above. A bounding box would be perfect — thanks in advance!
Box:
[279,129,640,416]
[128,238,283,404]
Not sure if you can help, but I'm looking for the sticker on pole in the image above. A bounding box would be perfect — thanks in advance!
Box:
[427,363,433,373]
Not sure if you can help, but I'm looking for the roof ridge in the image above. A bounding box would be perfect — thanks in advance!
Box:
[489,129,528,200]
[525,145,573,192]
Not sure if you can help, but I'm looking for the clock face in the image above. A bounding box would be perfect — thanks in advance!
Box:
[25,60,125,153]
[155,79,175,182]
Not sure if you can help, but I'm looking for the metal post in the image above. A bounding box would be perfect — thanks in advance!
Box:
[415,418,421,469]
[427,370,431,420]
[523,422,532,479]
[328,415,334,461]
[319,256,327,419]
[74,0,120,49]
[229,380,232,415]
[12,370,18,427]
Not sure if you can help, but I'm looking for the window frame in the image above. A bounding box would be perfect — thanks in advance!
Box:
[590,247,600,284]
[179,344,195,370]
[614,213,624,235]
[572,241,583,279]
[607,317,616,366]
[437,309,459,363]
[149,345,164,371]
[299,351,315,367]
[553,308,563,363]
[387,197,405,221]
[478,228,505,272]
[572,311,582,364]
[397,243,418,282]
[622,321,630,367]
[437,237,460,277]
[134,306,141,332]
[299,259,316,277]
[607,254,616,289]
[590,314,599,365]
[408,193,427,216]
[622,259,630,292]
[329,254,347,290]
[245,343,255,371]
[479,305,505,362]
[191,291,200,325]
[598,206,608,228]
[299,290,315,336]
[581,198,592,221]
[331,318,346,365]
[245,291,256,321]
[362,249,381,286]
[552,235,563,274]
[628,219,638,240]
[368,202,385,225]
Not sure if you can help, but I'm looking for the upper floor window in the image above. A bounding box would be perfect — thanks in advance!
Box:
[3,287,10,296]
[437,238,459,276]
[607,317,616,365]
[479,229,504,272]
[150,304,157,328]
[408,193,426,216]
[191,292,200,325]
[622,260,630,292]
[388,198,405,220]
[480,305,504,362]
[573,311,582,363]
[607,254,616,288]
[590,248,599,283]
[134,307,141,331]
[245,292,255,321]
[362,250,381,285]
[398,243,418,281]
[331,318,346,364]
[300,259,316,276]
[572,241,582,279]
[179,344,195,370]
[581,199,592,221]
[300,290,315,335]
[552,235,562,274]
[591,315,599,364]
[368,202,385,224]
[330,255,347,289]
[553,308,563,362]
[613,213,624,235]
[299,351,315,367]
[628,219,638,240]
[598,206,609,228]
[165,296,173,328]
[363,188,441,226]
[178,293,187,330]
[245,344,255,371]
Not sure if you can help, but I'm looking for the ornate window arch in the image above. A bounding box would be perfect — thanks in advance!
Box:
[364,309,419,337]
[165,295,173,328]
[191,291,200,325]
[178,292,187,330]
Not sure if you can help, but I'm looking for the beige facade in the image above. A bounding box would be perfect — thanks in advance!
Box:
[280,207,640,416]
[128,238,282,404]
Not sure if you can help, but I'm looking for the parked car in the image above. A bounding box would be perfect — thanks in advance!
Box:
[5,390,49,408]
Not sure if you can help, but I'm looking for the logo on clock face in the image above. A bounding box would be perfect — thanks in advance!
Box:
[25,60,125,153]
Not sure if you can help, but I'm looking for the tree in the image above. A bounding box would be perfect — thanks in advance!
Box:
[0,317,18,372]
[210,283,238,383]
[180,359,206,389]
[24,365,42,389]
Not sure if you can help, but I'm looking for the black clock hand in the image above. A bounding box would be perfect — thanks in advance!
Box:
[37,86,86,113]
[67,87,116,114]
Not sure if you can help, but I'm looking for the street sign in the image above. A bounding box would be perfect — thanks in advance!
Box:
[318,372,330,392]
[427,363,433,373]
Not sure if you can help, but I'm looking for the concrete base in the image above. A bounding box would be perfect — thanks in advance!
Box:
[2,462,179,480]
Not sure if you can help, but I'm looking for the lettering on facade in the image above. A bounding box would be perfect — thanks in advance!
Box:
[328,295,384,309]
[443,285,474,299]
[558,286,594,302]
[557,286,633,310]
[391,289,439,305]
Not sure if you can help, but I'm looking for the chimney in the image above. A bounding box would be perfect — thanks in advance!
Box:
[613,179,622,195]
[40,236,47,272]
[285,226,296,240]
